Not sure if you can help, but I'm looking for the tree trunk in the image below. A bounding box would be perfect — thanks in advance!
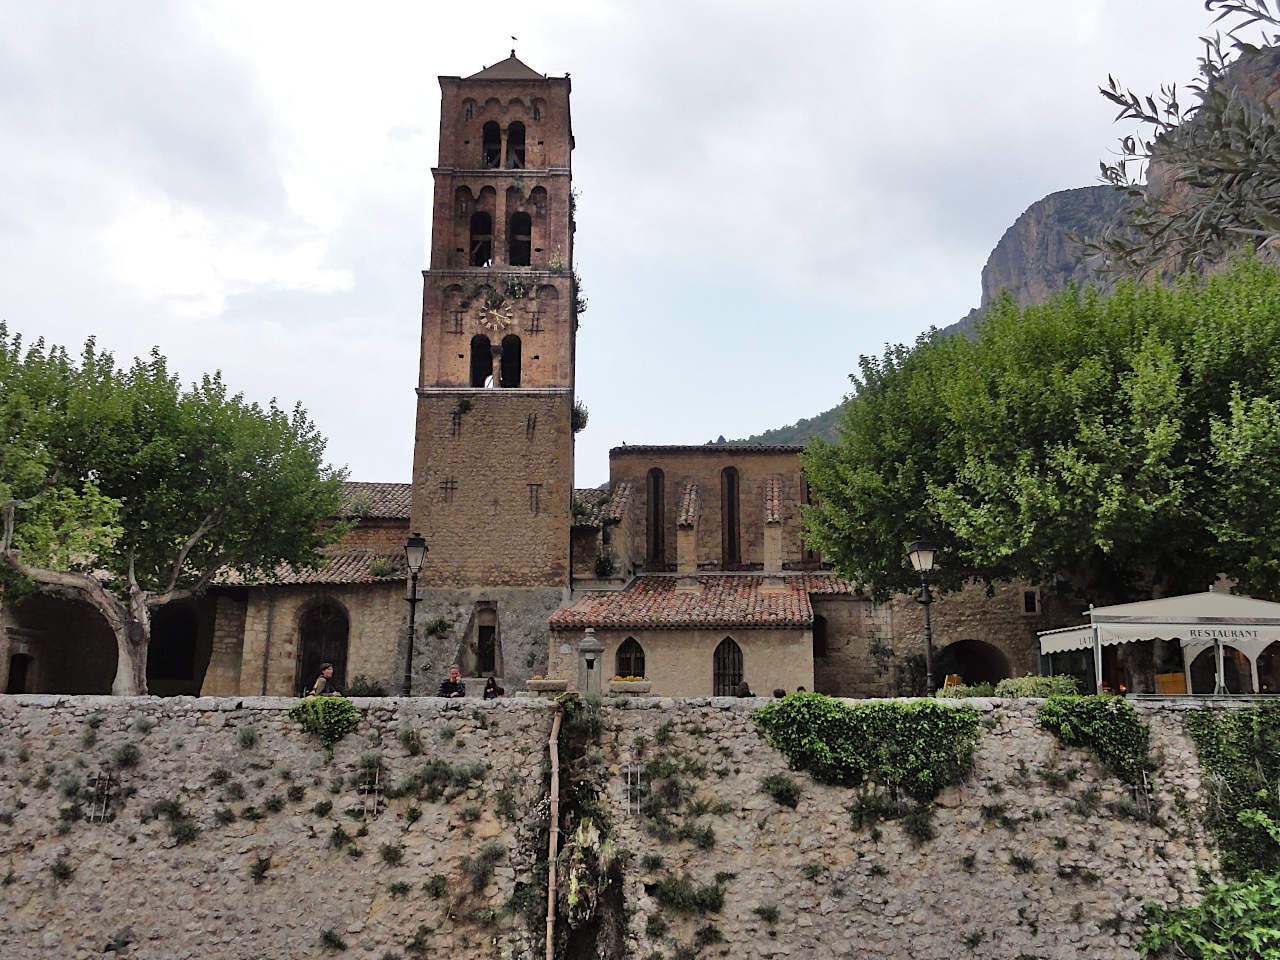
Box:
[110,616,150,696]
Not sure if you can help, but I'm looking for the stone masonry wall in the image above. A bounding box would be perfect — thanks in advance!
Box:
[0,695,1231,959]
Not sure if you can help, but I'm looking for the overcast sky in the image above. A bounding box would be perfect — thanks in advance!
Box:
[0,1,1217,486]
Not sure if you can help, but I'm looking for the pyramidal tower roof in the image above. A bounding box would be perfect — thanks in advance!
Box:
[466,51,545,81]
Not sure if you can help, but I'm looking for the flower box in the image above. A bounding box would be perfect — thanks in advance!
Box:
[608,679,652,695]
[527,678,569,694]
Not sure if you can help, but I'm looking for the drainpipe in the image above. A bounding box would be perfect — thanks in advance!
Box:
[545,704,563,960]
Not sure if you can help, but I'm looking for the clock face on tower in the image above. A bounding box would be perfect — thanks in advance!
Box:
[477,304,513,333]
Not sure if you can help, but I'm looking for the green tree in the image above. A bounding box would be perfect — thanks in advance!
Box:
[801,257,1280,604]
[1084,1,1280,278]
[0,325,347,694]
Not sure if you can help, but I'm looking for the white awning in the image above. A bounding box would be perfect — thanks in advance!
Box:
[1038,591,1280,660]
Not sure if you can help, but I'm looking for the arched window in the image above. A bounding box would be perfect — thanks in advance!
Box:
[463,100,474,120]
[721,467,740,568]
[470,212,492,266]
[530,186,548,218]
[812,615,828,659]
[532,101,542,121]
[616,637,645,678]
[509,212,532,266]
[506,121,526,168]
[470,335,493,387]
[713,637,743,696]
[297,602,349,697]
[481,121,501,168]
[646,468,665,568]
[500,334,521,387]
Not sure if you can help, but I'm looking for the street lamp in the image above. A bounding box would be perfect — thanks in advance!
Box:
[402,532,428,696]
[907,540,937,695]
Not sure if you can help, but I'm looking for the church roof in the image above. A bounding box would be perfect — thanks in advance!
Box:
[466,52,545,81]
[611,444,806,457]
[572,482,632,527]
[218,548,405,587]
[548,573,858,631]
[341,482,412,519]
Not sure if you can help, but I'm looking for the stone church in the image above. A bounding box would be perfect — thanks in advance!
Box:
[0,54,1071,699]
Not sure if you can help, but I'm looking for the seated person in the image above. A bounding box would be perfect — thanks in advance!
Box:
[483,676,505,700]
[437,666,466,698]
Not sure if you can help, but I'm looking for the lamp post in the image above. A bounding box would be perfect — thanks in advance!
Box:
[402,532,428,697]
[907,540,937,695]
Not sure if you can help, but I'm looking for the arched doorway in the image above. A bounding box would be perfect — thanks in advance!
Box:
[297,602,349,696]
[148,603,201,696]
[1259,641,1280,694]
[1190,645,1254,694]
[470,334,493,387]
[6,653,33,694]
[936,638,1011,687]
[713,637,743,696]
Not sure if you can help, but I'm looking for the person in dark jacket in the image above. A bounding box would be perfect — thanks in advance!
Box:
[483,676,504,700]
[736,680,754,697]
[437,666,466,698]
[309,663,338,697]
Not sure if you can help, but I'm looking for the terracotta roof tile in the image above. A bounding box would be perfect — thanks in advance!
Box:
[677,482,700,528]
[571,483,632,527]
[219,549,405,587]
[342,482,412,520]
[548,574,857,630]
[763,476,781,524]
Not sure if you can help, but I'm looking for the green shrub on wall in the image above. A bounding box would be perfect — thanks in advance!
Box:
[752,694,980,803]
[288,697,362,746]
[1184,703,1280,879]
[1036,696,1153,784]
[993,675,1081,698]
[1139,867,1280,958]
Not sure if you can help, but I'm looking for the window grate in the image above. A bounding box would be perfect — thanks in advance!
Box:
[623,764,649,815]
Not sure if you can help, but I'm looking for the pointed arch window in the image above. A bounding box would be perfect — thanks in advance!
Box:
[506,121,526,168]
[616,637,645,679]
[646,468,665,569]
[470,212,493,266]
[500,334,521,387]
[470,334,493,387]
[713,637,743,696]
[721,467,741,568]
[509,212,532,266]
[481,121,501,168]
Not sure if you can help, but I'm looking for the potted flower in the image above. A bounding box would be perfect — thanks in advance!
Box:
[527,675,569,694]
[608,675,652,695]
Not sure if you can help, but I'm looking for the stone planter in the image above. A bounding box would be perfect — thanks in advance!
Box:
[526,678,569,695]
[608,679,652,695]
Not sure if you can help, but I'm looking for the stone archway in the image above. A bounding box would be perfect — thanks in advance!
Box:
[936,638,1012,686]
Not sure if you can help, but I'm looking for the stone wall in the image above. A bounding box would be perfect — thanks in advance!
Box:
[410,388,573,590]
[609,448,811,573]
[0,695,1231,959]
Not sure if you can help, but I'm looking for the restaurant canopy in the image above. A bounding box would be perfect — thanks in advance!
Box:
[1038,591,1280,693]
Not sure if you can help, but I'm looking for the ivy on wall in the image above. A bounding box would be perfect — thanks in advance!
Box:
[288,697,362,747]
[1184,703,1280,879]
[752,694,980,803]
[1036,695,1153,785]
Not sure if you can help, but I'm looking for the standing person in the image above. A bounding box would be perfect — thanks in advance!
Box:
[437,666,466,698]
[483,676,505,700]
[309,663,338,697]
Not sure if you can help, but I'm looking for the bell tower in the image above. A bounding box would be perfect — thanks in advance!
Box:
[411,52,575,598]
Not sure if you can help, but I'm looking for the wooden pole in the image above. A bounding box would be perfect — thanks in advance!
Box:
[545,706,563,960]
